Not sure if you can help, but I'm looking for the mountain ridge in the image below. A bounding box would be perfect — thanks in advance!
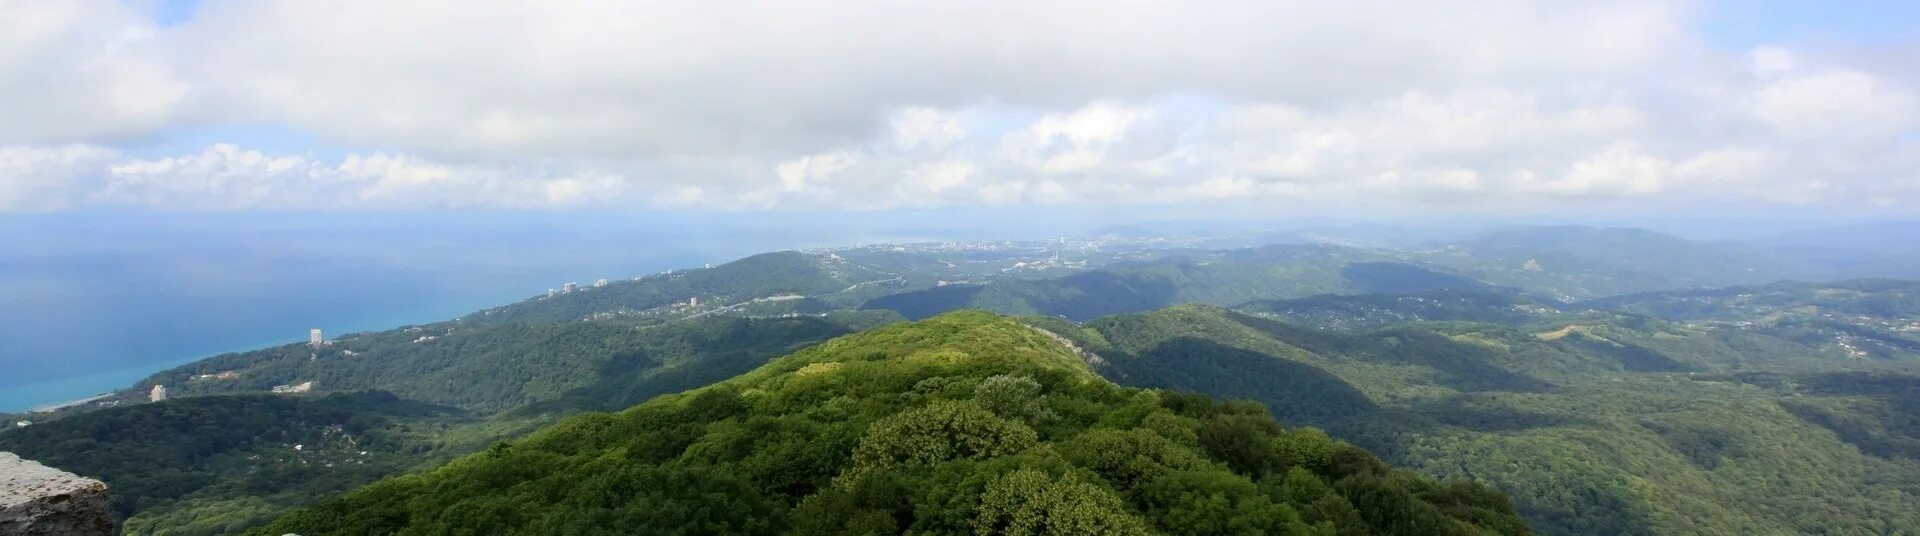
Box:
[251,311,1530,535]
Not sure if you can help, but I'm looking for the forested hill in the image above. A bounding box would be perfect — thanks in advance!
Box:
[253,311,1529,535]
[1573,279,1920,359]
[1,314,899,534]
[850,226,1838,323]
[1576,279,1920,322]
[1236,291,1551,330]
[1422,226,1785,299]
[861,257,1509,322]
[129,313,896,415]
[470,251,915,325]
[1030,305,1920,534]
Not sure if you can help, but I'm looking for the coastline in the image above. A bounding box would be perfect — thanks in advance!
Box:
[0,287,556,414]
[27,393,114,413]
[1,355,204,413]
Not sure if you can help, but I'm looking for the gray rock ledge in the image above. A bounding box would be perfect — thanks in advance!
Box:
[1,452,111,536]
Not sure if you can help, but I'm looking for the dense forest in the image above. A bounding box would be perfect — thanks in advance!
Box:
[1577,279,1920,321]
[473,251,920,325]
[1,315,898,534]
[254,312,1528,535]
[1035,305,1920,534]
[1236,291,1546,331]
[0,393,471,535]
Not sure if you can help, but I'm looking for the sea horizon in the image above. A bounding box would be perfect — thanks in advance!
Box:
[0,212,996,413]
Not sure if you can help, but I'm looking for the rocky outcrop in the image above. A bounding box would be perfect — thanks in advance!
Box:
[1025,325,1109,368]
[0,452,111,536]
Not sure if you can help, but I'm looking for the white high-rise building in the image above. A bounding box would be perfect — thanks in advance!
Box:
[309,329,324,347]
[149,384,167,402]
[563,282,577,293]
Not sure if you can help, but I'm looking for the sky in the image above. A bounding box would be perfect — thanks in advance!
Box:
[1,0,1917,219]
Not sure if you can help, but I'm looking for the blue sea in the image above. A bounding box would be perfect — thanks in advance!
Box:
[0,212,816,412]
[0,209,1099,412]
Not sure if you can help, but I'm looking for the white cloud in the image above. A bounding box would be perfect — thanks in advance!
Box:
[0,1,1915,215]
[0,144,119,212]
[1523,143,1669,197]
[148,0,1696,159]
[1002,102,1156,174]
[1753,70,1915,138]
[1671,147,1773,184]
[775,152,858,192]
[0,0,186,144]
[891,108,967,152]
[651,185,705,207]
[1749,46,1800,76]
[1369,169,1488,200]
[1187,176,1260,199]
[0,143,650,210]
[903,160,975,195]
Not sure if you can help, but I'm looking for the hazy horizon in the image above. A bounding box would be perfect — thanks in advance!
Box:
[4,209,1915,411]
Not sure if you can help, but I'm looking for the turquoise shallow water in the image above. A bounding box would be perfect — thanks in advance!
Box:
[0,272,559,413]
[0,297,510,413]
[3,355,203,412]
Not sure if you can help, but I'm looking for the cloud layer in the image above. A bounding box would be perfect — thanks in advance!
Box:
[0,0,1915,213]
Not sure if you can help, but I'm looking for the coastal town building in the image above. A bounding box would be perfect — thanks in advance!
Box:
[148,384,166,403]
[271,381,315,394]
